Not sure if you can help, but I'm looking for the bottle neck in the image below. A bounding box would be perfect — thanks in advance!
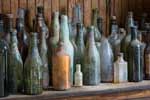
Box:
[29,34,38,53]
[76,24,84,43]
[52,13,60,38]
[88,27,95,45]
[131,27,137,40]
[76,65,81,72]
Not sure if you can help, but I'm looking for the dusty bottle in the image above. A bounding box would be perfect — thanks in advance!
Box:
[60,15,74,85]
[16,8,29,63]
[39,27,49,89]
[144,30,150,79]
[52,42,70,90]
[8,30,23,93]
[100,27,114,83]
[83,26,100,85]
[114,53,128,83]
[0,14,4,38]
[74,64,83,87]
[128,26,143,82]
[121,12,134,61]
[48,12,60,85]
[3,14,14,44]
[75,23,85,66]
[0,39,8,97]
[24,32,43,95]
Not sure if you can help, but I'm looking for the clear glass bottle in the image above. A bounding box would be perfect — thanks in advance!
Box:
[114,53,128,83]
[0,39,8,97]
[52,42,70,90]
[83,26,100,85]
[60,15,74,85]
[128,26,143,82]
[8,30,23,93]
[74,64,83,87]
[24,32,43,95]
[39,27,49,89]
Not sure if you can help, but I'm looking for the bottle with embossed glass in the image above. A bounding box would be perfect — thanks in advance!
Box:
[0,38,9,97]
[39,27,49,89]
[8,30,23,93]
[121,12,134,61]
[60,15,74,85]
[16,8,29,63]
[52,41,70,90]
[24,32,43,95]
[83,26,100,85]
[128,26,143,82]
[144,29,150,79]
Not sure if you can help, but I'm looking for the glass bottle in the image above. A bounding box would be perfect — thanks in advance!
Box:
[144,30,150,79]
[75,23,85,66]
[128,26,143,82]
[83,26,100,85]
[60,15,74,85]
[140,13,147,30]
[114,53,128,83]
[16,8,29,63]
[3,14,14,44]
[48,12,60,85]
[74,64,83,87]
[121,12,134,61]
[0,39,8,97]
[100,27,114,83]
[24,32,43,95]
[0,14,4,38]
[8,30,23,93]
[52,42,70,90]
[39,27,49,89]
[118,28,126,41]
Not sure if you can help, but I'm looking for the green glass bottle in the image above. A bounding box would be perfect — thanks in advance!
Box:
[8,30,23,93]
[24,32,43,95]
[128,26,143,82]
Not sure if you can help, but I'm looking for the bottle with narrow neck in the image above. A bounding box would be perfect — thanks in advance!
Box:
[8,30,23,93]
[74,64,83,87]
[60,15,74,85]
[39,27,49,89]
[24,32,43,95]
[75,23,85,66]
[83,26,100,85]
[128,26,143,82]
[114,53,128,83]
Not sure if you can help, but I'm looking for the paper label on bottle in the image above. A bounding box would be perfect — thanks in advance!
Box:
[146,54,150,74]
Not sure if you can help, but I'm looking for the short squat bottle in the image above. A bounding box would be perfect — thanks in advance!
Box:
[83,26,100,85]
[114,53,128,83]
[74,64,83,87]
[8,30,23,93]
[52,42,70,90]
[128,26,143,82]
[0,39,9,97]
[24,32,43,95]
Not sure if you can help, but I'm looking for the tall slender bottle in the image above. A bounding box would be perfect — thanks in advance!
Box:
[8,30,23,93]
[83,26,100,85]
[128,26,143,82]
[75,23,85,66]
[60,15,74,85]
[16,8,29,63]
[144,30,150,79]
[24,32,43,95]
[121,12,134,61]
[52,42,70,90]
[0,38,9,97]
[39,27,49,89]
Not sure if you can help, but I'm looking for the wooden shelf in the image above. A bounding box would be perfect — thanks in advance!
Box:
[1,81,150,100]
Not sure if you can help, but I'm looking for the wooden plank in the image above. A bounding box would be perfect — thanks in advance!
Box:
[91,0,98,9]
[35,0,44,15]
[83,0,91,26]
[18,0,27,8]
[2,0,11,13]
[0,0,2,13]
[59,0,68,14]
[98,0,107,35]
[10,0,18,27]
[44,0,51,29]
[67,0,75,19]
[27,0,36,30]
[51,0,59,13]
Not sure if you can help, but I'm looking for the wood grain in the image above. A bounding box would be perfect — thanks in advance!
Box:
[0,0,2,13]
[51,0,59,13]
[18,0,27,8]
[59,0,68,15]
[68,0,75,19]
[2,0,11,13]
[44,0,51,28]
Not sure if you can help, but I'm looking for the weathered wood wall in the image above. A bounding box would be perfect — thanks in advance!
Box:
[0,0,150,35]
